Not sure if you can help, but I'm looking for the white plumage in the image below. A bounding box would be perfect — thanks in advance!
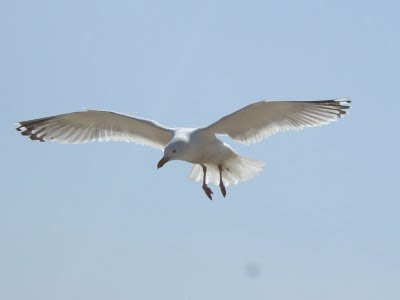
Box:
[16,98,351,199]
[16,110,173,149]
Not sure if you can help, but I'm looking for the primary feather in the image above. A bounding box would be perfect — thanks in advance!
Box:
[205,98,351,145]
[16,110,174,150]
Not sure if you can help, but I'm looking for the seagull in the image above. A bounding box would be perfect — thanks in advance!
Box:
[16,98,351,199]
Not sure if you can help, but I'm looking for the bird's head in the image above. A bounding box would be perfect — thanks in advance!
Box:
[157,140,187,169]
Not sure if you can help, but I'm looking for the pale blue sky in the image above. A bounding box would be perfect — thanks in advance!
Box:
[1,1,399,299]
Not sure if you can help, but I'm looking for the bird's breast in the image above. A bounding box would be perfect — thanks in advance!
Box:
[184,133,234,165]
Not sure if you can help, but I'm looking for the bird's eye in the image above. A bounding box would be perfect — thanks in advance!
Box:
[172,149,176,153]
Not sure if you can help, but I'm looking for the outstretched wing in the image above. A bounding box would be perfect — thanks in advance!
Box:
[204,98,351,145]
[16,110,174,150]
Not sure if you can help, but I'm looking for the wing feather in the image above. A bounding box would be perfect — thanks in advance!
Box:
[16,110,174,150]
[205,98,351,145]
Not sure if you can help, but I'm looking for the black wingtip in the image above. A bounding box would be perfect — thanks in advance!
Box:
[15,117,55,142]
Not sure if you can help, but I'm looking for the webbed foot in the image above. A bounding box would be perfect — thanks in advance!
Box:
[219,183,227,197]
[202,185,214,200]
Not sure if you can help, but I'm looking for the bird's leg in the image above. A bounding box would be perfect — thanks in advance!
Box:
[218,164,227,197]
[202,164,213,200]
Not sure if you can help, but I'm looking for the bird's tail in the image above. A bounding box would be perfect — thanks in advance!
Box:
[188,155,265,186]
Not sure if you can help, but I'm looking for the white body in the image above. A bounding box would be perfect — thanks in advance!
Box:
[167,128,264,186]
[16,98,351,190]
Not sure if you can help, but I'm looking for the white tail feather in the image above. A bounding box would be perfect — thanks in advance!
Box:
[188,155,265,186]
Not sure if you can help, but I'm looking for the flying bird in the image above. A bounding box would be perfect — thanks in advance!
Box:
[16,98,351,199]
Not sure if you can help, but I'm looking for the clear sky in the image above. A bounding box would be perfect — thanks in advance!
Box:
[1,0,399,299]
